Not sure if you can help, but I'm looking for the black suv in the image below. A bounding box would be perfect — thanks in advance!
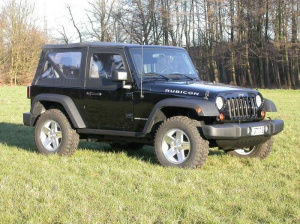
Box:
[23,42,284,168]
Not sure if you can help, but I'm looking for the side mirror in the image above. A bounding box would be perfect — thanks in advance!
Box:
[112,70,128,81]
[111,70,131,89]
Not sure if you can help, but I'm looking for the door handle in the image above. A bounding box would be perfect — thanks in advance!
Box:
[86,92,102,96]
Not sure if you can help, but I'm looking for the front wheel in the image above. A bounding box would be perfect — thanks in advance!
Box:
[226,137,274,159]
[34,109,79,156]
[154,116,209,168]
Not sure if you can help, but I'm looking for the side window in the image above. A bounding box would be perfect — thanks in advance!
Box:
[89,53,124,79]
[41,61,59,79]
[41,52,82,79]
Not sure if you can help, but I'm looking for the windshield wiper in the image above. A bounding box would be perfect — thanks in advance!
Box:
[167,73,197,81]
[142,72,171,81]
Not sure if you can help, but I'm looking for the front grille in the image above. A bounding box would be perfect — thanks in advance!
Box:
[226,97,258,119]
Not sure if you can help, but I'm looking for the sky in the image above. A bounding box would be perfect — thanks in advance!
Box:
[27,0,90,41]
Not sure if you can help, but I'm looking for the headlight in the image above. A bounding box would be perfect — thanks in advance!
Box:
[216,96,224,110]
[256,95,262,107]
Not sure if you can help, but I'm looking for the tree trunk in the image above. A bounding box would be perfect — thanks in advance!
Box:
[245,43,253,87]
[230,50,237,85]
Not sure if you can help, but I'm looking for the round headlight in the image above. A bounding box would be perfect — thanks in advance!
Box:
[216,96,224,110]
[256,95,262,107]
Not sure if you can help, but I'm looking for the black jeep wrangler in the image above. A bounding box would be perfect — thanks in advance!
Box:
[23,42,284,168]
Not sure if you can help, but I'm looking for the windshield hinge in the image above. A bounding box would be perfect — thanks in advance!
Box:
[204,90,210,100]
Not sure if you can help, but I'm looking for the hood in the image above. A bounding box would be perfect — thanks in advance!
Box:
[142,81,258,98]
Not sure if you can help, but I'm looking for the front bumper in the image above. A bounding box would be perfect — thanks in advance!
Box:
[201,119,284,149]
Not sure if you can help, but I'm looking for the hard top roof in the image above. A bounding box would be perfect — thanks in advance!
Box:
[42,42,184,50]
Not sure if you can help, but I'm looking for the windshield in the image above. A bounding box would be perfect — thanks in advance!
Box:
[129,48,200,81]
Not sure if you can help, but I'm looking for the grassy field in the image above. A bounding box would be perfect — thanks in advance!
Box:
[0,86,299,223]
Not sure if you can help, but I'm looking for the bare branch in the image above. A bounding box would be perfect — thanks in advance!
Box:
[66,4,83,43]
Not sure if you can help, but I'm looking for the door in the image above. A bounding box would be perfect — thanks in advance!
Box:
[84,49,134,130]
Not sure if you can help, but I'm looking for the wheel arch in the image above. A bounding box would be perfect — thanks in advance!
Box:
[263,98,277,112]
[31,94,86,128]
[142,98,219,134]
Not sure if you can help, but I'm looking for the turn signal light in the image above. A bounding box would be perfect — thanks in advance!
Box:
[219,113,225,121]
[196,107,202,114]
[261,110,266,118]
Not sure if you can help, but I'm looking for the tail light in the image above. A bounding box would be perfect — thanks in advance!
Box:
[27,86,31,99]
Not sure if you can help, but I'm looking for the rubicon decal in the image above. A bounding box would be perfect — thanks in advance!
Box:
[165,89,200,96]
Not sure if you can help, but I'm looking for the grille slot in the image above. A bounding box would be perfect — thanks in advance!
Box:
[226,97,257,119]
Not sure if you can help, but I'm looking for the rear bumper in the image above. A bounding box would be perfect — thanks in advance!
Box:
[201,119,284,149]
[23,112,36,127]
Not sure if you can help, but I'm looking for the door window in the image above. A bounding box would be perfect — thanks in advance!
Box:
[89,54,124,79]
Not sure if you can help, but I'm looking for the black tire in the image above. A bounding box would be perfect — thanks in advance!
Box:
[34,109,79,156]
[154,116,209,168]
[226,137,274,159]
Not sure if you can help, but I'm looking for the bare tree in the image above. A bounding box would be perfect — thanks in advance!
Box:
[117,0,162,44]
[1,0,299,87]
[57,25,70,44]
[67,4,83,43]
[85,0,117,42]
[0,0,48,85]
[57,4,84,43]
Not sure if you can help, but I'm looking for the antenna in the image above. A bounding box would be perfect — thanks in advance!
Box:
[140,33,144,99]
[43,3,48,35]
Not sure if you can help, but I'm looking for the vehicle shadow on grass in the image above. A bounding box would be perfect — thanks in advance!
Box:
[0,122,158,164]
[79,141,158,165]
[208,149,225,157]
[79,142,226,165]
[0,122,224,165]
[0,122,36,152]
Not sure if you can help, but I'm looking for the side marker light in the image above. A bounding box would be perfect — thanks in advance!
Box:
[261,110,266,118]
[219,113,225,121]
[196,107,202,114]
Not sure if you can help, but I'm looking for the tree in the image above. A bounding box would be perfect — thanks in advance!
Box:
[86,0,117,42]
[117,0,161,44]
[0,0,48,85]
[1,0,299,88]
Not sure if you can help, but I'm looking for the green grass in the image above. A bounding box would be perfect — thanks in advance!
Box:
[0,86,299,223]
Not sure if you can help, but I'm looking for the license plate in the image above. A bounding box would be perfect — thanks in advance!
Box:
[251,126,264,136]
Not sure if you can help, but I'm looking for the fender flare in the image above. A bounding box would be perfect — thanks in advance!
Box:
[31,94,86,128]
[263,98,277,112]
[142,98,219,134]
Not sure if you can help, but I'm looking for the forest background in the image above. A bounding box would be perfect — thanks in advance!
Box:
[0,0,299,88]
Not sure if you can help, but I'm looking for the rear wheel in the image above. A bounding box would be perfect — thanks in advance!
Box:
[154,116,209,168]
[226,137,274,159]
[35,109,79,155]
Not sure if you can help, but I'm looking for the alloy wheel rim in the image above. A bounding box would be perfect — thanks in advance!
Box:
[162,128,191,164]
[40,120,62,151]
